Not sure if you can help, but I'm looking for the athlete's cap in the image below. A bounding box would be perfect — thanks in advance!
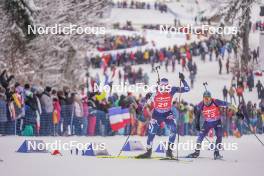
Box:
[203,91,212,98]
[160,78,169,86]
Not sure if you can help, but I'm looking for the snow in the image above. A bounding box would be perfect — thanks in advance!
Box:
[0,135,263,176]
[108,8,176,25]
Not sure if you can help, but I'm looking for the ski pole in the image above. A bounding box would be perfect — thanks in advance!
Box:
[176,80,182,160]
[155,66,161,85]
[117,128,132,157]
[243,121,264,146]
[205,136,211,143]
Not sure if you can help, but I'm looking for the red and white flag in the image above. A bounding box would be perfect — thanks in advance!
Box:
[108,107,130,131]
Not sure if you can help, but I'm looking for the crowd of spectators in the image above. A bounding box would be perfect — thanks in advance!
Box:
[115,1,168,13]
[97,35,147,51]
[0,68,263,137]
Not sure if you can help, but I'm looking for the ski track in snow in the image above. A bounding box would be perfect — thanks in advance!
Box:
[0,136,263,176]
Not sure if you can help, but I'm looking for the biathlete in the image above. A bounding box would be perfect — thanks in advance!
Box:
[136,73,190,158]
[187,91,236,159]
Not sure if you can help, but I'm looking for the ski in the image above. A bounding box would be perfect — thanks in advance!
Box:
[97,155,193,162]
[96,155,161,159]
[183,156,238,163]
[159,157,193,163]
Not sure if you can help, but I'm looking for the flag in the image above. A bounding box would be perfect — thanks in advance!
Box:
[109,107,124,131]
[108,107,130,131]
[121,108,130,125]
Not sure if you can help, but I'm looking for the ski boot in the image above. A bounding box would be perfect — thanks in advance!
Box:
[187,143,201,158]
[166,143,174,158]
[135,148,152,159]
[214,151,223,160]
[186,149,200,158]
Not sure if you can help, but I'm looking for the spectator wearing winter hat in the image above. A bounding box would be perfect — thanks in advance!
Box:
[40,86,53,136]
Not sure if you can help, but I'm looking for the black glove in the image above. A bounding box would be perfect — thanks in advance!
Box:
[196,122,200,131]
[179,72,185,81]
[236,111,244,120]
[145,92,152,100]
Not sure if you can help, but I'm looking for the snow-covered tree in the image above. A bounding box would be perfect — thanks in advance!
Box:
[0,0,110,88]
[218,0,260,68]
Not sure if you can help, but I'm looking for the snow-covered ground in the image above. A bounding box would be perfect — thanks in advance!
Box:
[0,135,263,176]
[107,8,176,25]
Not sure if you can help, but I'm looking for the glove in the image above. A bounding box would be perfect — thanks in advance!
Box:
[196,122,200,131]
[179,72,185,81]
[145,92,152,100]
[236,111,244,120]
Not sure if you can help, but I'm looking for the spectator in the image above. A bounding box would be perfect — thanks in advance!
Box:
[247,71,254,92]
[72,93,84,135]
[260,88,264,100]
[58,89,73,136]
[226,58,229,74]
[252,49,258,64]
[52,90,61,136]
[40,86,54,136]
[218,59,222,75]
[82,97,89,136]
[256,80,263,99]
[23,86,41,136]
[0,87,7,135]
[229,86,236,105]
[223,86,228,102]
[189,71,195,89]
[236,86,244,103]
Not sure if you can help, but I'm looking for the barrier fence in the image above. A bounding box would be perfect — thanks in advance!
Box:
[0,104,263,137]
